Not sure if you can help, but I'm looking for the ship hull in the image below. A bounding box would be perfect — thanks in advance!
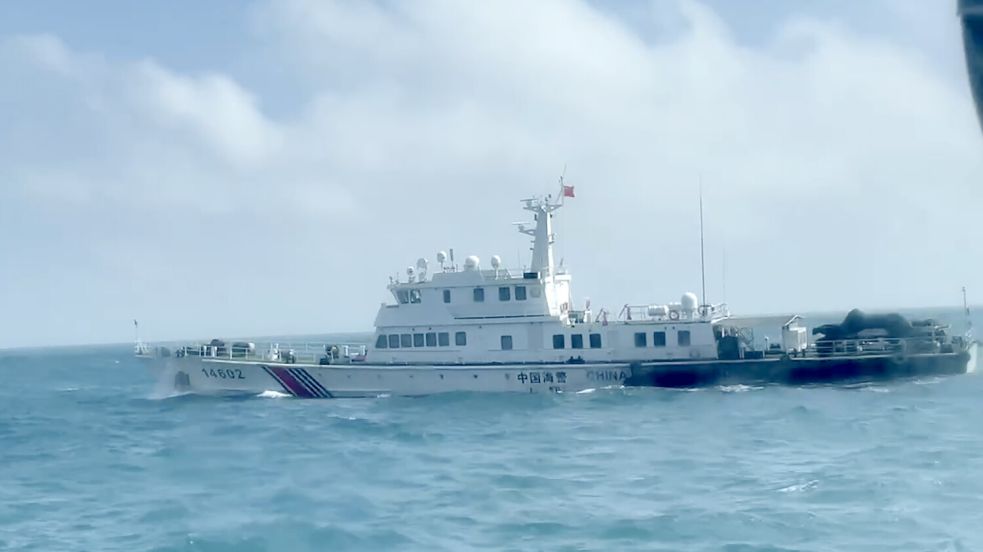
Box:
[141,341,977,396]
[141,356,631,398]
[626,341,978,388]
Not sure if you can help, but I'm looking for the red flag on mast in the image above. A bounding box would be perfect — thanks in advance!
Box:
[562,185,575,198]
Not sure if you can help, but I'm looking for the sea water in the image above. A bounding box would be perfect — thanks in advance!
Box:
[2,313,983,551]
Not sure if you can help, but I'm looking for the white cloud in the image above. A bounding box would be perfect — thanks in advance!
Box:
[131,61,284,167]
[1,0,981,347]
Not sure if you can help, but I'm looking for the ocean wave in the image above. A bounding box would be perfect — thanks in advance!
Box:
[777,479,820,493]
[8,345,983,551]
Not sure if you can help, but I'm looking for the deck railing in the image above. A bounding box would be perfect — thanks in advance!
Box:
[137,340,368,365]
[803,334,967,358]
[619,303,730,323]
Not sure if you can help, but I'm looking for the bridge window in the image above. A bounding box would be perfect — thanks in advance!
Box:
[501,335,513,350]
[678,330,691,347]
[375,335,388,349]
[397,290,410,304]
[653,331,666,347]
[515,286,527,301]
[473,288,485,302]
[455,331,467,346]
[589,333,602,348]
[409,289,421,304]
[400,334,412,348]
[438,332,450,346]
[413,333,425,347]
[388,334,400,348]
[553,334,565,349]
[443,289,451,303]
[634,332,647,347]
[499,286,511,301]
[571,334,584,349]
[425,332,437,347]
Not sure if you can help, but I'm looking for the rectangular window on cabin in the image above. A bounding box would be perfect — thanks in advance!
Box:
[455,331,467,346]
[375,335,388,349]
[425,332,437,347]
[397,290,410,304]
[589,333,602,348]
[443,289,451,303]
[552,334,565,349]
[678,330,691,347]
[388,334,400,348]
[571,334,584,349]
[409,290,422,304]
[413,333,425,347]
[653,331,667,347]
[400,334,412,348]
[515,286,527,301]
[501,335,513,350]
[499,287,511,301]
[473,288,485,302]
[634,332,647,347]
[438,332,450,346]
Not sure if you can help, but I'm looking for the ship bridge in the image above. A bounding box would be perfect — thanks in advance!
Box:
[375,191,580,330]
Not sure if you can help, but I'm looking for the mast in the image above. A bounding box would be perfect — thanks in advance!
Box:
[963,286,972,334]
[518,176,573,276]
[519,195,561,275]
[699,181,707,313]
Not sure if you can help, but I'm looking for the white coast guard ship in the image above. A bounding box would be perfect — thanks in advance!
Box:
[137,185,732,397]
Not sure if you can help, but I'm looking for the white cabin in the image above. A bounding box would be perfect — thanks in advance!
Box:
[368,191,730,366]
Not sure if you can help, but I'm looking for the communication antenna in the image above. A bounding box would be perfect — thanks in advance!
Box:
[699,178,707,314]
[963,286,972,334]
[722,247,727,304]
[133,319,148,355]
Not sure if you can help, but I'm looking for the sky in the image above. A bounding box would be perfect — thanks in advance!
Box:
[1,0,981,349]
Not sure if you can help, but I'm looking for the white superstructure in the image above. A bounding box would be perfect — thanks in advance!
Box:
[371,191,728,366]
[138,187,731,398]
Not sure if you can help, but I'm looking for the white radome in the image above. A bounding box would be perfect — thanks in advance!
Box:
[681,292,699,312]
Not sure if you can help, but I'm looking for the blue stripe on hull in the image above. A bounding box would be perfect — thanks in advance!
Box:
[291,368,334,398]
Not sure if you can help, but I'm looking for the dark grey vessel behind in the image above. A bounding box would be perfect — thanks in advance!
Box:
[961,0,983,131]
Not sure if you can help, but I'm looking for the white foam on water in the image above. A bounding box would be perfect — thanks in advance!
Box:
[717,384,762,393]
[778,479,819,493]
[575,388,596,394]
[913,377,944,385]
[147,388,193,400]
[257,390,291,399]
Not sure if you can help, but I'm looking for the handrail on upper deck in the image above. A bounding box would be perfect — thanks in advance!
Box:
[137,340,369,365]
[619,303,729,323]
[809,333,966,358]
